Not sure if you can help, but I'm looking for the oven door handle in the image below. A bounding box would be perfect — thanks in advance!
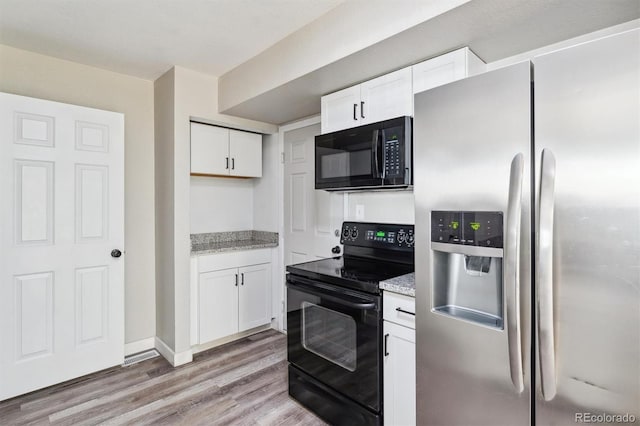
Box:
[287,280,377,310]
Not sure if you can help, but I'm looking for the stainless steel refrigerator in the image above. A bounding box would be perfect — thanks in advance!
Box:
[414,29,639,425]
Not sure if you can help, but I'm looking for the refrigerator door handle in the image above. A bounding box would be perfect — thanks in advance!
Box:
[537,148,557,401]
[505,153,525,393]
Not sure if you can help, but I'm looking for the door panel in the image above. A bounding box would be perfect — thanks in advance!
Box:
[283,122,343,266]
[229,129,262,177]
[360,67,412,125]
[533,29,640,424]
[15,272,54,359]
[0,92,124,401]
[383,321,416,426]
[14,160,54,245]
[238,263,271,331]
[414,62,532,425]
[283,121,344,332]
[198,268,239,343]
[190,122,229,175]
[321,86,361,134]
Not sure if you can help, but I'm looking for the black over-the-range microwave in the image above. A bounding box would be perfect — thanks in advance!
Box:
[315,116,412,191]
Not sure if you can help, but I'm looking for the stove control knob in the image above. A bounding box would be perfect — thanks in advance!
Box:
[407,233,415,246]
[397,231,406,243]
[350,228,359,239]
[342,228,350,239]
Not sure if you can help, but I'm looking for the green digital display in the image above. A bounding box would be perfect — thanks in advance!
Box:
[376,231,386,237]
[470,222,481,231]
[450,221,459,230]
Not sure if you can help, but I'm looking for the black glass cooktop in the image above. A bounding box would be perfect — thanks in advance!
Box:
[286,255,414,294]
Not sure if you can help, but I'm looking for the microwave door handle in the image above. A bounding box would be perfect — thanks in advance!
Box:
[372,129,380,178]
[380,129,386,180]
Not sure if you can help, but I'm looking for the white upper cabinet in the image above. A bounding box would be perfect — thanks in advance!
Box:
[412,47,485,95]
[191,123,230,176]
[229,129,262,178]
[321,85,361,134]
[360,67,413,125]
[321,67,412,134]
[190,122,262,178]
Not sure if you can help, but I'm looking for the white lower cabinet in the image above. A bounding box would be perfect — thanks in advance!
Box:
[383,292,416,426]
[193,249,272,346]
[238,263,272,331]
[199,268,239,342]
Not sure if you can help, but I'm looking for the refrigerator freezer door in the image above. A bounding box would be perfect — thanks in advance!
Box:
[414,62,532,425]
[533,29,640,424]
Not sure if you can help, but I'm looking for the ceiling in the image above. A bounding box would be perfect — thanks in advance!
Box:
[1,0,638,126]
[0,0,344,80]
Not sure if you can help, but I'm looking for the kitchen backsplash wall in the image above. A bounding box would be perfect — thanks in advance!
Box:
[345,191,415,224]
[190,176,254,233]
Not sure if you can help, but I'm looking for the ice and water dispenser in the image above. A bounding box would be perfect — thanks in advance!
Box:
[431,211,504,329]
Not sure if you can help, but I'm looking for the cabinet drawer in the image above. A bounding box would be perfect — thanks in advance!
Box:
[197,248,271,273]
[383,291,415,329]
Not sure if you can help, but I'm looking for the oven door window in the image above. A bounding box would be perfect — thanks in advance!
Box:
[301,302,356,372]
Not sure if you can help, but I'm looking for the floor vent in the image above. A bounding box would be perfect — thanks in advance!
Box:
[122,349,160,367]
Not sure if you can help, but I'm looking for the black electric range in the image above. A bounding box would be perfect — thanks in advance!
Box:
[286,221,414,426]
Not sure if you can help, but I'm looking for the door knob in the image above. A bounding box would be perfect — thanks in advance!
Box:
[331,246,341,254]
[111,249,122,258]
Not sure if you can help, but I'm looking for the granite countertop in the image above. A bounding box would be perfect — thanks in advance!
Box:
[191,230,278,256]
[379,272,415,297]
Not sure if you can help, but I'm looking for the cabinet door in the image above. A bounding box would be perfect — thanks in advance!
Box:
[360,67,413,124]
[321,85,361,133]
[190,122,230,175]
[238,263,271,332]
[412,48,485,95]
[384,321,416,426]
[229,129,262,177]
[199,268,239,344]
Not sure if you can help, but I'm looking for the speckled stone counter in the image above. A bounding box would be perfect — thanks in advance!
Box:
[380,272,415,297]
[191,230,278,256]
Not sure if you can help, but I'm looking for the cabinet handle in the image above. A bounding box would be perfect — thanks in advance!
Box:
[395,307,415,316]
[235,273,238,286]
[241,272,244,285]
[384,333,390,356]
[360,101,365,119]
[226,157,229,169]
[353,103,358,121]
[232,158,235,170]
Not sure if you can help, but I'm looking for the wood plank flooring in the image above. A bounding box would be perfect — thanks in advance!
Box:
[0,329,326,425]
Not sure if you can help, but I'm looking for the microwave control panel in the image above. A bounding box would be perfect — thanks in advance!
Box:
[384,139,402,177]
[431,211,503,248]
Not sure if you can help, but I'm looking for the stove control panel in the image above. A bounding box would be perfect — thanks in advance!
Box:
[341,221,414,251]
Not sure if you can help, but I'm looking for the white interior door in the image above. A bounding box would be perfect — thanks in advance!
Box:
[283,121,343,267]
[0,92,124,401]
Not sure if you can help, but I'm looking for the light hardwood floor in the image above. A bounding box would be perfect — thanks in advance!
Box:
[0,329,326,425]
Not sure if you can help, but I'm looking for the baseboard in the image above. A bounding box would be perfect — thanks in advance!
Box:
[124,337,156,356]
[154,337,193,367]
[191,324,272,355]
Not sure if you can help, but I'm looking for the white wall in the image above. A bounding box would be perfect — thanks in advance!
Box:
[190,176,254,233]
[345,192,415,224]
[0,44,156,346]
[155,66,276,357]
[154,68,176,349]
[253,133,280,232]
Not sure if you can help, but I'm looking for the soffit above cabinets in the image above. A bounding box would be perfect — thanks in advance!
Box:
[218,0,640,125]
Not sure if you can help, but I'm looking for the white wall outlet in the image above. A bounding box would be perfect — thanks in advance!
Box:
[355,204,365,220]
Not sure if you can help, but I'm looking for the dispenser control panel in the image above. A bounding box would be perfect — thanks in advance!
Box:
[431,211,503,248]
